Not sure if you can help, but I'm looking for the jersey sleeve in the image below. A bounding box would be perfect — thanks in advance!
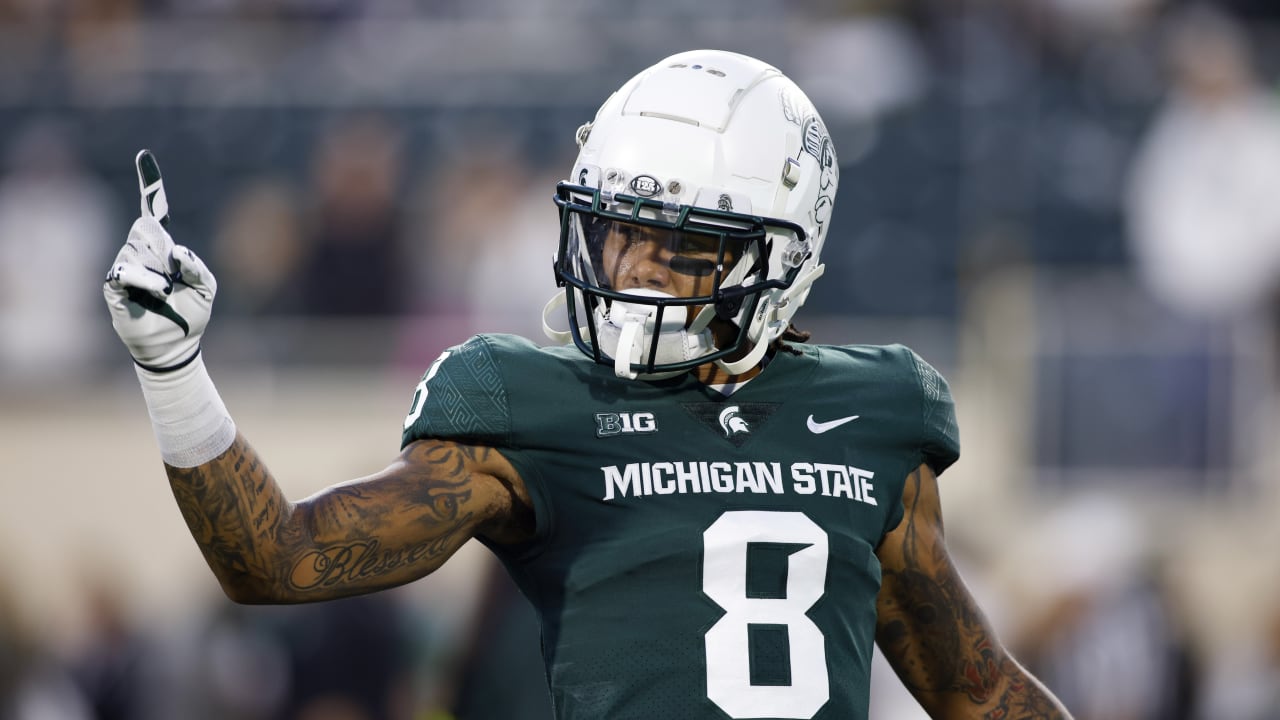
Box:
[400,335,511,448]
[906,348,961,475]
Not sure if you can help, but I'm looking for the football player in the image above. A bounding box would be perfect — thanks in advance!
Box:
[104,50,1071,720]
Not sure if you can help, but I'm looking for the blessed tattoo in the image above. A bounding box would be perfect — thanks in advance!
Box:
[288,534,458,590]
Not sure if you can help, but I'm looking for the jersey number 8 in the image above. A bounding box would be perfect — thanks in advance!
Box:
[703,510,830,719]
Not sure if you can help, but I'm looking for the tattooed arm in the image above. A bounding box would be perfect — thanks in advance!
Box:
[165,432,534,604]
[875,463,1072,719]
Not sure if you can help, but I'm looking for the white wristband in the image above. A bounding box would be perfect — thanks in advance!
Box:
[135,356,236,468]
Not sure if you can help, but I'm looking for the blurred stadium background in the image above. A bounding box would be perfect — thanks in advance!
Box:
[3,1,1280,718]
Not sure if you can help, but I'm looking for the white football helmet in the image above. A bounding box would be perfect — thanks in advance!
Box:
[545,49,839,379]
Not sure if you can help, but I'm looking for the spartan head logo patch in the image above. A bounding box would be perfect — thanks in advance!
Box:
[718,405,750,437]
[684,402,779,447]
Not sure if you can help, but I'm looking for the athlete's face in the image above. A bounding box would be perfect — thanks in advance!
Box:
[599,221,731,299]
[581,217,756,383]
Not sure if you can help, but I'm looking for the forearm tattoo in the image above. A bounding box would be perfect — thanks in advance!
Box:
[165,435,499,602]
[878,468,1069,719]
[167,439,281,587]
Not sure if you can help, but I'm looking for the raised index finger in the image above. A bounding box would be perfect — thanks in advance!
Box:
[135,149,169,228]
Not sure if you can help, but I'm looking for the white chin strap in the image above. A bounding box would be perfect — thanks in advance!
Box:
[712,263,825,376]
[542,263,825,380]
[542,292,574,345]
[596,289,716,379]
[542,289,717,379]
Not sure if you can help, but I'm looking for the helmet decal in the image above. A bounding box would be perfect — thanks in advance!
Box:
[630,175,662,197]
[782,88,839,246]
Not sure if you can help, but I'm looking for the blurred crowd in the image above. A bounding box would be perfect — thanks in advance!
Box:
[4,1,1280,719]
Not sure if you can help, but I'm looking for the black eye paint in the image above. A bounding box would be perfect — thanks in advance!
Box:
[669,256,717,277]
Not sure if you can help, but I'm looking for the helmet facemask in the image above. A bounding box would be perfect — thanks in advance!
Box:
[552,182,808,379]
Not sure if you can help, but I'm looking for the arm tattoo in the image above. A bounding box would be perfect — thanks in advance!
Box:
[878,468,1071,719]
[167,439,281,587]
[165,434,505,602]
[286,535,458,592]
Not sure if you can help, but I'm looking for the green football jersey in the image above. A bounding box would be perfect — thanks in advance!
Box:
[401,334,960,720]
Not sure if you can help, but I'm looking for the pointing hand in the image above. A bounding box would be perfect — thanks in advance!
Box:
[104,150,217,372]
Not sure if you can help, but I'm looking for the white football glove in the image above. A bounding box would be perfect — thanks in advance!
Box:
[104,150,217,372]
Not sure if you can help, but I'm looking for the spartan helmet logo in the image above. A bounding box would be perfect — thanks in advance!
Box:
[717,405,750,437]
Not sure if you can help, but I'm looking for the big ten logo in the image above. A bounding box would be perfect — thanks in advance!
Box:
[595,411,658,437]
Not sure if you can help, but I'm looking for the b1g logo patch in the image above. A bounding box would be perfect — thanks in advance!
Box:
[596,411,657,437]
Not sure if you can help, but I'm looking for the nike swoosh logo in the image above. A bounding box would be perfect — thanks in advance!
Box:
[125,287,190,336]
[806,414,860,434]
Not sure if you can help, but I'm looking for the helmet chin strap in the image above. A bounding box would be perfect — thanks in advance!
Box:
[545,263,824,380]
[542,292,574,345]
[597,289,715,380]
[544,288,717,380]
[714,263,825,376]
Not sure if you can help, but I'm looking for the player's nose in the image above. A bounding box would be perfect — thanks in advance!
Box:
[620,242,673,290]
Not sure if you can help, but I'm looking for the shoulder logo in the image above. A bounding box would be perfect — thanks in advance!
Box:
[717,405,750,437]
[596,411,657,437]
[806,414,860,434]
